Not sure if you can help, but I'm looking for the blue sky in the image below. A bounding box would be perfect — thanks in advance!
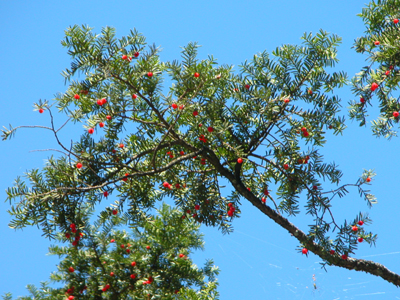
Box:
[1,0,400,299]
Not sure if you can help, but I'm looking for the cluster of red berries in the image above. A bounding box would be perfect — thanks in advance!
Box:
[227,203,235,217]
[102,284,111,292]
[163,181,173,189]
[97,98,107,106]
[122,52,139,61]
[199,134,207,143]
[142,276,154,285]
[301,126,309,138]
[297,155,310,164]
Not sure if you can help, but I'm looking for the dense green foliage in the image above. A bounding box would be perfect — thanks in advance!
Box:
[2,204,219,299]
[3,0,400,297]
[351,0,400,138]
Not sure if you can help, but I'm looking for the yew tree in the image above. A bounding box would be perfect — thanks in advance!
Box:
[3,0,400,297]
[2,204,219,299]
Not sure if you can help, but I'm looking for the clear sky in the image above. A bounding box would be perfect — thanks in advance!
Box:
[1,0,400,299]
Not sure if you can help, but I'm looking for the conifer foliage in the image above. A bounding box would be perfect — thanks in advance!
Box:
[3,1,400,296]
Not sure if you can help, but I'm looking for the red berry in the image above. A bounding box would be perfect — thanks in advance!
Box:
[88,128,94,134]
[308,89,313,95]
[38,108,44,113]
[179,104,184,109]
[341,254,348,260]
[186,209,191,214]
[194,72,200,78]
[386,70,390,76]
[119,143,124,148]
[358,237,364,243]
[393,111,399,118]
[99,122,105,128]
[147,72,153,77]
[76,162,83,169]
[68,267,75,273]
[245,84,250,90]
[329,250,335,255]
[302,248,308,255]
[132,94,138,99]
[247,187,251,191]
[126,249,131,253]
[301,127,307,132]
[120,244,125,248]
[374,41,380,45]
[390,65,394,70]
[179,253,185,258]
[123,173,129,181]
[207,126,214,133]
[175,183,180,189]
[101,98,107,105]
[283,164,289,170]
[97,99,103,106]
[110,272,115,276]
[263,189,269,196]
[112,209,118,215]
[366,177,371,182]
[146,245,151,250]
[313,185,318,190]
[134,51,140,57]
[163,181,170,188]
[237,158,243,164]
[193,110,198,116]
[358,220,364,226]
[302,131,309,137]
[130,274,136,279]
[106,115,112,120]
[180,151,185,155]
[65,233,71,239]
[371,82,379,91]
[284,99,290,103]
[352,226,358,232]
[195,204,200,210]
[394,19,399,24]
[110,239,115,243]
[68,296,75,300]
[172,103,178,109]
[360,97,365,103]
[227,210,234,217]
[74,94,80,100]
[122,55,128,60]
[131,261,136,266]
[261,197,266,203]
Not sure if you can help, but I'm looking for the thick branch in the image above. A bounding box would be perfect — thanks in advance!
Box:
[205,146,400,287]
